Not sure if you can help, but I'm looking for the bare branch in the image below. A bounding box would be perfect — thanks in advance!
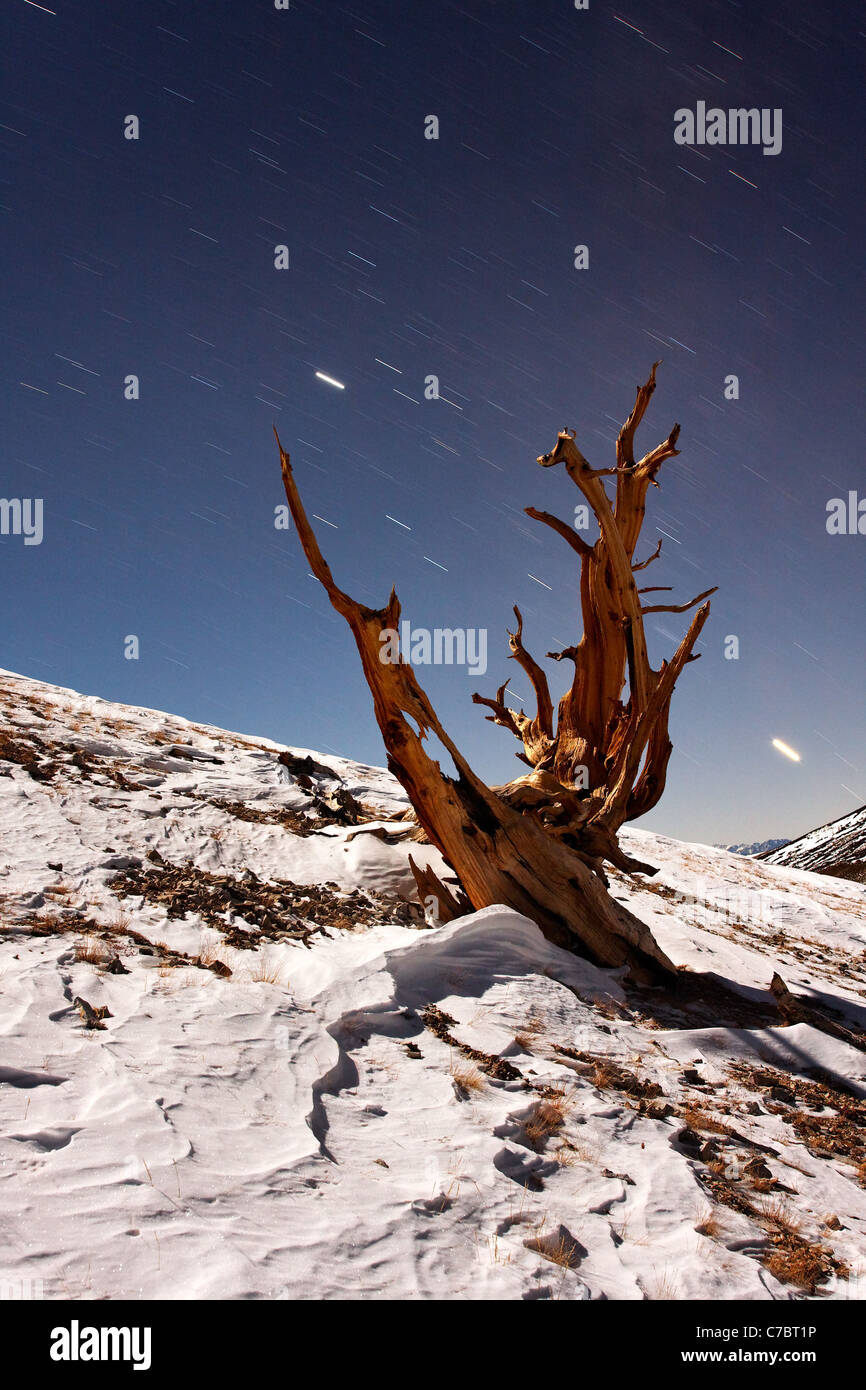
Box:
[641,585,718,615]
[635,421,681,484]
[616,361,661,470]
[632,538,663,571]
[525,506,593,558]
[507,606,554,739]
[537,428,592,473]
[600,600,713,824]
[471,684,521,738]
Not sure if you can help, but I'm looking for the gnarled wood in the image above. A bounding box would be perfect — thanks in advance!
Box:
[275,428,676,980]
[274,366,714,982]
[472,363,715,854]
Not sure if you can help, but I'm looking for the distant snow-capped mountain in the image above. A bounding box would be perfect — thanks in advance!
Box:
[720,839,790,857]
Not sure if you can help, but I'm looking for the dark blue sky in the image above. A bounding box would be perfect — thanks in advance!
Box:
[2,0,864,844]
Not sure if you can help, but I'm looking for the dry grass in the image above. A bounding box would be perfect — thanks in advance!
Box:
[513,1012,546,1050]
[74,933,111,966]
[644,1268,681,1300]
[539,1233,580,1269]
[694,1206,722,1239]
[758,1197,801,1237]
[484,1231,512,1265]
[451,1059,486,1097]
[524,1092,568,1148]
[31,909,77,933]
[441,1160,480,1201]
[764,1243,838,1293]
[682,1103,731,1136]
[197,936,222,968]
[750,1177,778,1194]
[43,880,75,901]
[553,1139,595,1168]
[755,1195,844,1293]
[524,1221,584,1271]
[151,940,174,978]
[248,955,283,985]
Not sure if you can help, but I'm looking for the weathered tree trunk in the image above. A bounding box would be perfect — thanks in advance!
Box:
[275,365,714,981]
[474,363,715,877]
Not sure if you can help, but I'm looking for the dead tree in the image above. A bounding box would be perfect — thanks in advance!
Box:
[275,364,715,981]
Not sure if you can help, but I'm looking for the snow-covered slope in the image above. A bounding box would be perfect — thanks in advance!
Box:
[2,669,866,1301]
[765,806,866,882]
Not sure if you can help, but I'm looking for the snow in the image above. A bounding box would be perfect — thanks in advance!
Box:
[765,804,866,875]
[1,668,866,1300]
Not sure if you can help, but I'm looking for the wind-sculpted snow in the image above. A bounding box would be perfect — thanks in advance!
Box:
[1,669,865,1300]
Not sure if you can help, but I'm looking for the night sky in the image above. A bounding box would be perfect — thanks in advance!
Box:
[2,0,864,846]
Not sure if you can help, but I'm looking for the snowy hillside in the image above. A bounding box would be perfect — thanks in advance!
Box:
[765,806,866,883]
[2,668,866,1301]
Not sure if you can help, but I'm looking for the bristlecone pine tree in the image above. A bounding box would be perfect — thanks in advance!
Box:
[276,363,716,981]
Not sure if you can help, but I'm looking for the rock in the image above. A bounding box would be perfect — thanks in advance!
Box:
[744,1156,773,1180]
[676,1127,702,1153]
[207,960,232,978]
[770,1084,795,1104]
[638,1099,674,1119]
[106,956,130,975]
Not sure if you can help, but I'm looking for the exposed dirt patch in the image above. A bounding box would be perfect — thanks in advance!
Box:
[552,1045,663,1099]
[207,796,336,837]
[698,1167,760,1218]
[206,792,380,837]
[730,1063,866,1167]
[818,861,866,885]
[0,727,144,790]
[110,851,420,949]
[421,1004,522,1081]
[0,729,56,781]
